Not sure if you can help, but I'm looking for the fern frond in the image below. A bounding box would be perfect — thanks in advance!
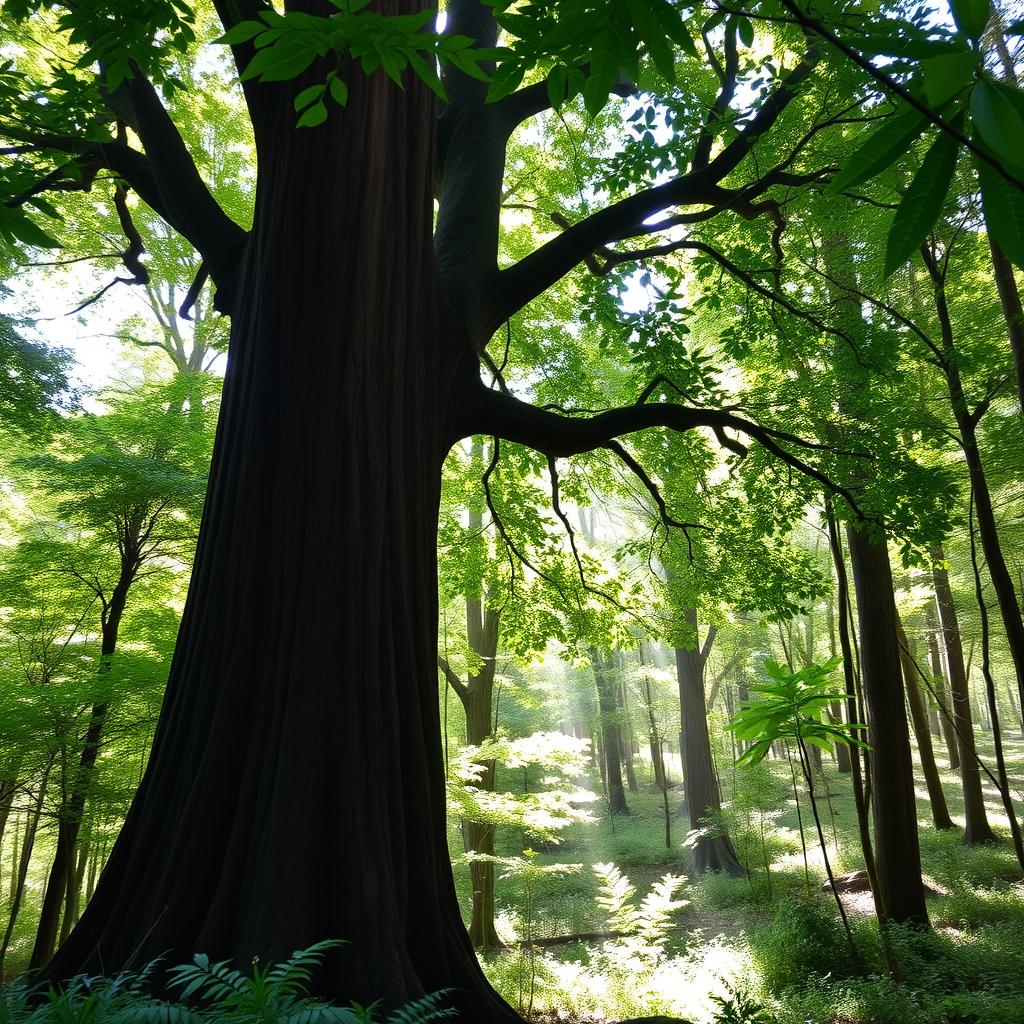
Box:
[592,862,640,934]
[385,989,458,1024]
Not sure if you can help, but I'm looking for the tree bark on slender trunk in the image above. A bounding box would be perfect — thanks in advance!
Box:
[895,615,953,829]
[925,600,959,768]
[674,610,742,876]
[845,523,929,926]
[932,544,998,845]
[454,584,502,952]
[922,248,1024,718]
[593,651,629,815]
[1,758,53,977]
[43,56,522,1019]
[30,572,132,970]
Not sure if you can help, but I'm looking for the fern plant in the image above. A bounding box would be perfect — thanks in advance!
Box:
[592,862,688,953]
[0,942,455,1024]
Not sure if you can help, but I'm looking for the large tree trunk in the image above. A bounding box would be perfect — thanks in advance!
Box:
[932,544,998,845]
[44,61,520,1020]
[845,524,929,926]
[674,611,742,876]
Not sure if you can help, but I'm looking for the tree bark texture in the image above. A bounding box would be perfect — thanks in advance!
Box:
[593,652,630,815]
[845,524,930,926]
[895,615,953,830]
[932,546,998,845]
[44,53,520,1019]
[925,600,959,768]
[674,611,742,876]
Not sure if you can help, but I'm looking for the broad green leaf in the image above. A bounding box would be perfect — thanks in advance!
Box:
[827,108,931,195]
[241,40,320,83]
[921,51,979,106]
[293,84,325,112]
[977,156,1024,269]
[884,128,960,276]
[328,76,349,106]
[849,32,966,59]
[485,59,526,104]
[0,206,60,248]
[627,0,675,81]
[971,78,1024,170]
[949,0,991,40]
[215,20,264,46]
[296,101,328,129]
[407,51,447,102]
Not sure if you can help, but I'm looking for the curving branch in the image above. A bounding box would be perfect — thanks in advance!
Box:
[488,42,820,329]
[103,69,248,309]
[462,385,865,516]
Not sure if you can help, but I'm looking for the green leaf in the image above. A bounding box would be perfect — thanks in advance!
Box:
[827,108,931,195]
[407,50,447,102]
[296,101,328,128]
[241,40,319,83]
[735,15,754,48]
[970,78,1024,171]
[215,20,264,46]
[949,0,991,40]
[294,84,325,111]
[626,0,675,81]
[485,59,526,104]
[976,156,1024,269]
[921,51,979,106]
[849,32,966,59]
[884,128,960,276]
[328,76,349,106]
[0,207,60,248]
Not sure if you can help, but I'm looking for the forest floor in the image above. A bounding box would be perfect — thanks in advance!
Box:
[459,733,1024,1024]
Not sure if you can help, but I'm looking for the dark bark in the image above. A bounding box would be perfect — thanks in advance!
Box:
[30,570,132,970]
[845,523,929,926]
[44,42,521,1017]
[448,575,503,952]
[921,247,1024,719]
[932,544,998,845]
[895,616,954,830]
[826,506,880,917]
[674,612,742,876]
[593,652,630,815]
[988,236,1024,418]
[925,600,959,768]
[0,759,52,976]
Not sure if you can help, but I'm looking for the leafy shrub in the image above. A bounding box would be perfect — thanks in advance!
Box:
[748,893,857,991]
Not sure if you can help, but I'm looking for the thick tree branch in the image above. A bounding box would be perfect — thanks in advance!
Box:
[462,386,864,516]
[437,655,469,700]
[692,21,740,171]
[104,70,247,309]
[489,43,820,329]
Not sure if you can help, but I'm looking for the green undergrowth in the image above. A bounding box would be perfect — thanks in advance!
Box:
[0,942,456,1024]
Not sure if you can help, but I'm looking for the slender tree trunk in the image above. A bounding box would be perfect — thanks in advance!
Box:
[925,600,959,768]
[896,615,954,829]
[593,651,629,815]
[923,249,1024,717]
[0,776,16,856]
[845,523,929,926]
[932,544,998,844]
[619,665,639,793]
[1,759,52,976]
[674,610,742,876]
[30,574,132,970]
[45,55,522,1018]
